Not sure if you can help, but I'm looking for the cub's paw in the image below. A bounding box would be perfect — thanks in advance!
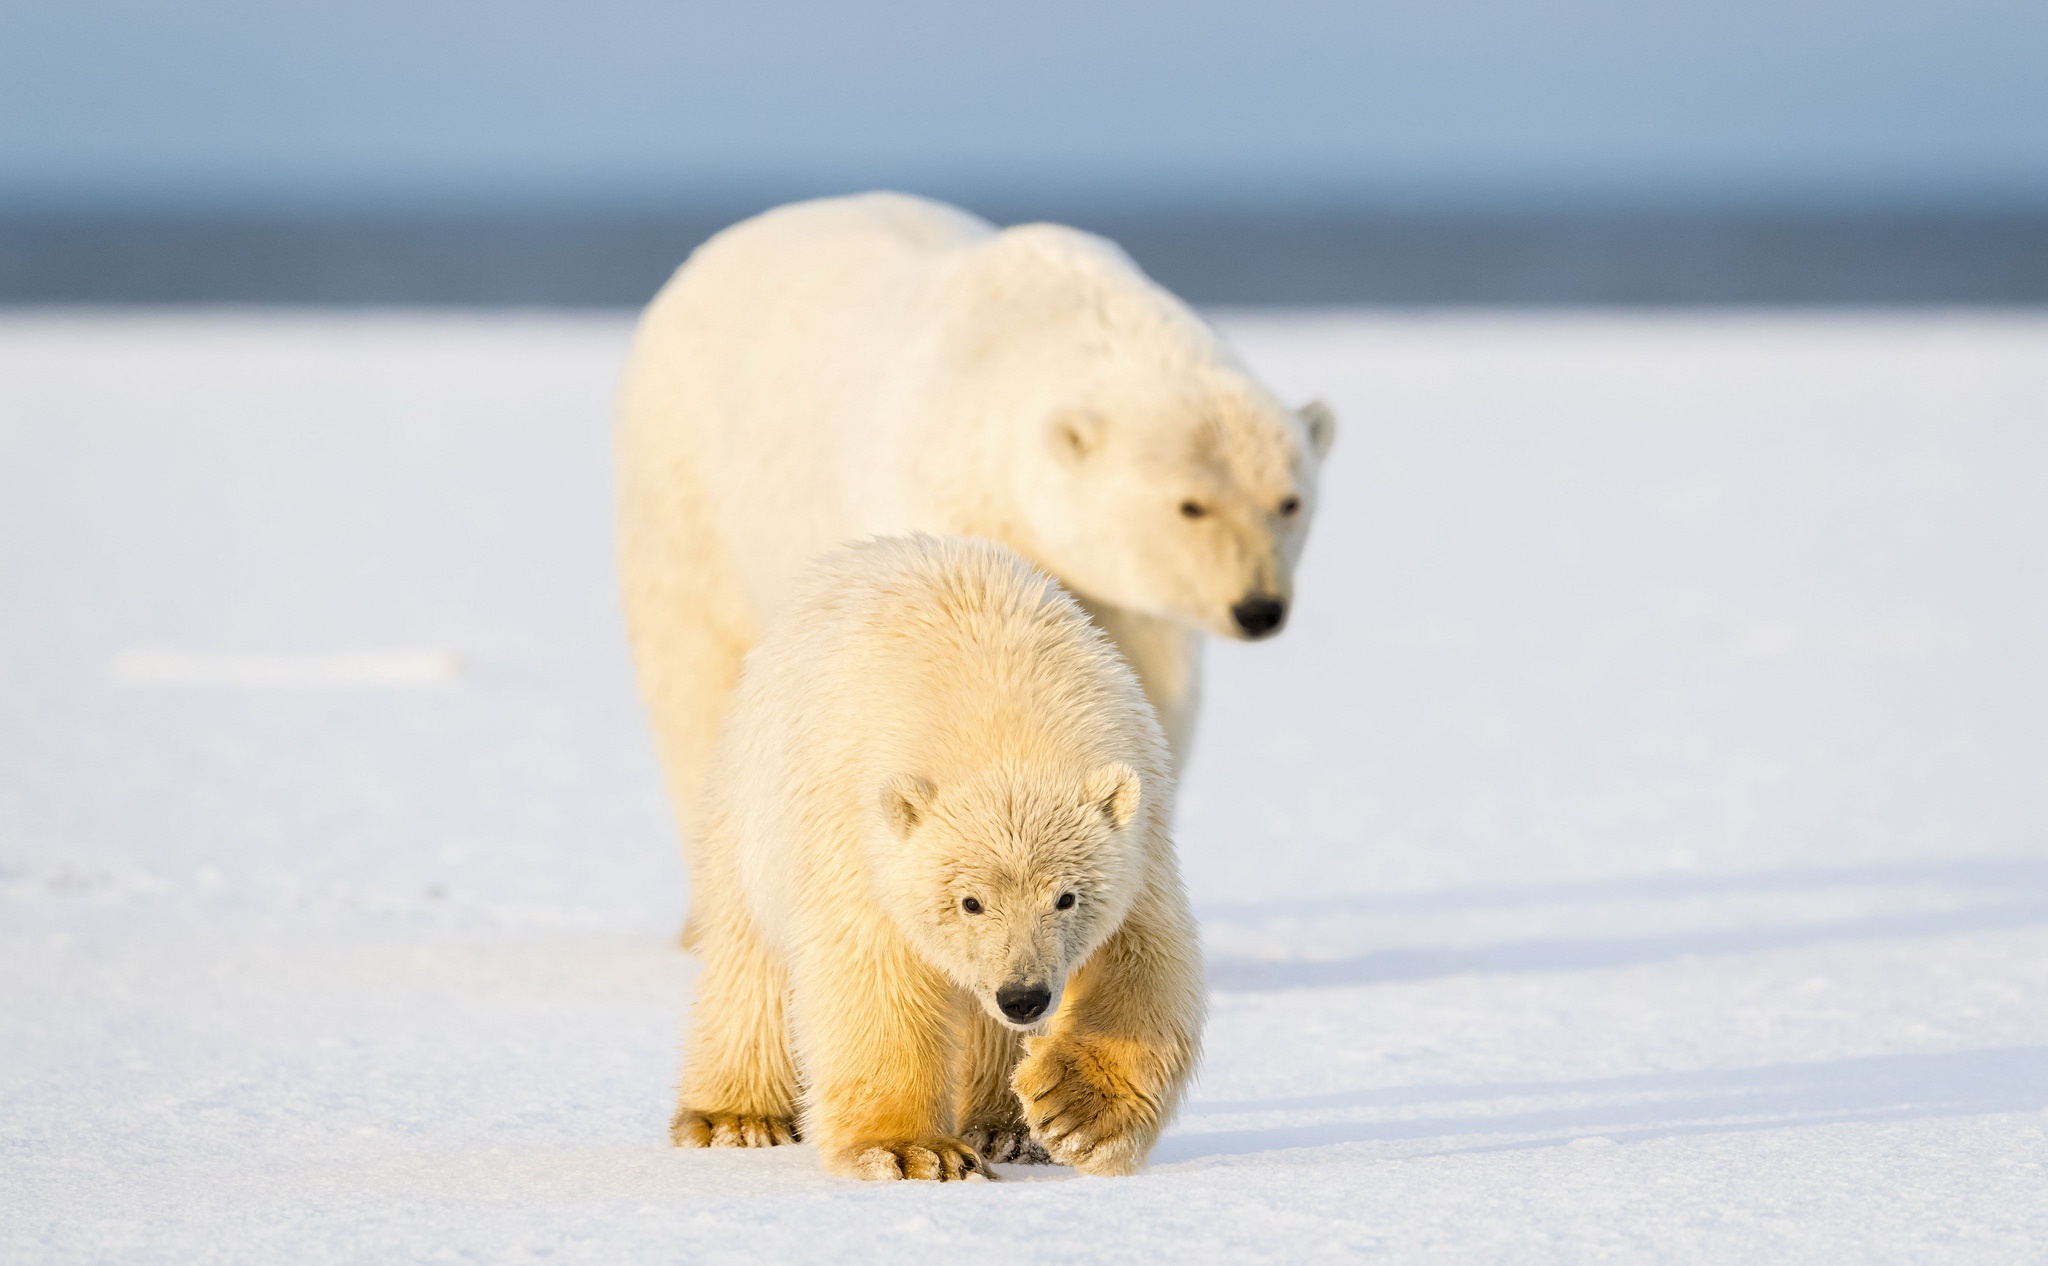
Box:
[961,1121,1052,1165]
[1014,1037,1158,1176]
[835,1137,992,1182]
[670,1108,800,1148]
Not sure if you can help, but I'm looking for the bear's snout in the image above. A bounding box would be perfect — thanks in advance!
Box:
[1231,594,1287,639]
[995,982,1052,1024]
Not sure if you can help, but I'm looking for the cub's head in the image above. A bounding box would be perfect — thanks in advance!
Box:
[1020,372,1335,643]
[868,763,1148,1030]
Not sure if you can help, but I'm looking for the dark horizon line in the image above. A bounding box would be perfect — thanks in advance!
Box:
[6,204,2048,307]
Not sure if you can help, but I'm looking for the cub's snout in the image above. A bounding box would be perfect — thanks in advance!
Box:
[996,981,1053,1025]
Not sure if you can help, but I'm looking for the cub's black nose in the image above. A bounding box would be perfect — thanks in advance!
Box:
[996,984,1051,1023]
[1231,596,1287,638]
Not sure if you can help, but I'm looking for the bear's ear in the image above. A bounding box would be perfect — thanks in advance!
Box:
[1083,762,1143,832]
[1048,409,1105,465]
[1299,399,1337,460]
[880,774,937,839]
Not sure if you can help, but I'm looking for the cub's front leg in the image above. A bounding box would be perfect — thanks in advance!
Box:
[791,934,993,1182]
[1014,888,1204,1176]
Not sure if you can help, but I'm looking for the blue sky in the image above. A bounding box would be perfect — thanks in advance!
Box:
[3,0,2044,210]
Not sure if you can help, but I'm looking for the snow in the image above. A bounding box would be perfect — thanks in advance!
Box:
[4,309,2047,1262]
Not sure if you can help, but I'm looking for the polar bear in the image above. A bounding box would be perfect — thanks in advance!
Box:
[617,192,1333,877]
[671,535,1203,1179]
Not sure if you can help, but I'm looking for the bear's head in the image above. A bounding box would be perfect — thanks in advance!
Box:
[869,762,1148,1030]
[1028,385,1335,641]
[969,229,1337,641]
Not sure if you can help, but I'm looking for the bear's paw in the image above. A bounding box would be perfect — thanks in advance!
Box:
[1015,1035,1158,1176]
[840,1137,992,1182]
[671,1108,800,1149]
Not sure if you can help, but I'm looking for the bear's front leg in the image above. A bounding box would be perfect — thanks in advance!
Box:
[791,935,992,1182]
[1014,887,1204,1176]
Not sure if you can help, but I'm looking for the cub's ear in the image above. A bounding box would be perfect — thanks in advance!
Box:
[1048,409,1106,464]
[1299,399,1337,460]
[880,774,937,838]
[1082,762,1143,831]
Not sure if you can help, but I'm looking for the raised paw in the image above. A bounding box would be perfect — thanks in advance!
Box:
[1014,1036,1160,1176]
[838,1136,992,1182]
[961,1122,1052,1165]
[670,1108,801,1148]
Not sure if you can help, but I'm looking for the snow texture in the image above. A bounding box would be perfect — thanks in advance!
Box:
[4,310,2047,1262]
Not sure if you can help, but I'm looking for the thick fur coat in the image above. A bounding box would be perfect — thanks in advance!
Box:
[617,193,1333,882]
[672,536,1204,1179]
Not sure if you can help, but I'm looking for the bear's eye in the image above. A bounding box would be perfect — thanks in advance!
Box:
[961,897,983,915]
[1056,892,1076,911]
[1179,500,1206,519]
[1278,495,1301,516]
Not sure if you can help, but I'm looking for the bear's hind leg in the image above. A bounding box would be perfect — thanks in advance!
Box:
[673,915,800,1148]
[954,1007,1050,1164]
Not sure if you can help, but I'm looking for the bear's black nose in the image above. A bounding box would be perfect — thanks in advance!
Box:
[996,984,1051,1023]
[1231,596,1287,638]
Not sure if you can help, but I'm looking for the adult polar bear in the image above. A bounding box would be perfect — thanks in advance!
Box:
[617,193,1333,870]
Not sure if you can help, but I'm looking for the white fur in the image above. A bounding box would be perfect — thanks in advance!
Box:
[616,192,1334,868]
[673,536,1204,1178]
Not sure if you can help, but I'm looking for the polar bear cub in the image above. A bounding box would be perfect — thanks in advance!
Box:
[671,535,1204,1179]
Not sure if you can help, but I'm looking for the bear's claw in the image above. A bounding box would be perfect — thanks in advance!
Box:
[671,1109,800,1148]
[844,1137,991,1182]
[962,1123,1052,1165]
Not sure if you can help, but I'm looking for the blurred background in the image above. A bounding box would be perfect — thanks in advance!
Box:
[4,0,2046,306]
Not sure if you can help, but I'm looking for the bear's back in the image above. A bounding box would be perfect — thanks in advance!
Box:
[814,536,1151,758]
[667,192,994,314]
[720,536,1165,821]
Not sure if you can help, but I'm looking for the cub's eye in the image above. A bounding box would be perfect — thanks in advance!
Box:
[1056,892,1076,910]
[961,897,983,915]
[1278,495,1301,516]
[1179,500,1206,519]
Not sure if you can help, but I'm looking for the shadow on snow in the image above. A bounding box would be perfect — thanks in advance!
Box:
[1157,1045,2048,1163]
[1200,856,2048,991]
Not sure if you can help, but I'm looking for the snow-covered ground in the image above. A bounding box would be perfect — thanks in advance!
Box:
[4,310,2046,1262]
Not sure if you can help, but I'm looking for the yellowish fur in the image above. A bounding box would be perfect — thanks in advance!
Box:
[672,536,1204,1180]
[616,192,1333,895]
